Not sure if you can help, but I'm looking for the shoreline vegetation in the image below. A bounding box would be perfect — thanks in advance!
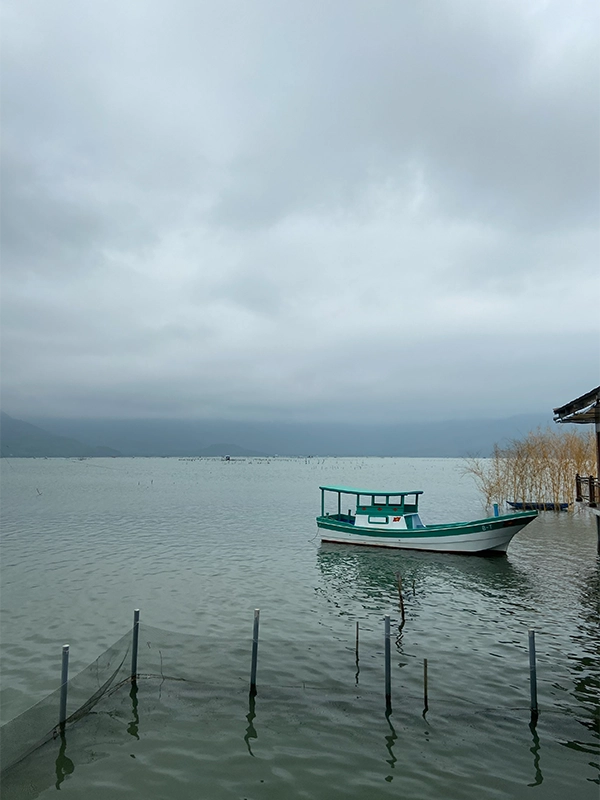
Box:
[463,427,595,509]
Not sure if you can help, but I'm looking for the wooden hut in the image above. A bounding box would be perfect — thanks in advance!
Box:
[553,386,600,546]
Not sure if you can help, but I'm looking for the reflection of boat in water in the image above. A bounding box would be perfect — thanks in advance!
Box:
[317,541,534,604]
[317,486,538,554]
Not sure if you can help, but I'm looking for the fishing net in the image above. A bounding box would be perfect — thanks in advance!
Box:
[136,622,368,692]
[1,621,598,799]
[0,630,131,774]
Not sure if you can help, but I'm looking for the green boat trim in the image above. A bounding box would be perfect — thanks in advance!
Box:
[316,510,537,538]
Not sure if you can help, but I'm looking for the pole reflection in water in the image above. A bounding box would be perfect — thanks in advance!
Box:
[54,728,75,790]
[355,620,360,686]
[384,709,397,783]
[244,695,258,757]
[527,720,543,787]
[127,681,140,740]
[316,543,533,622]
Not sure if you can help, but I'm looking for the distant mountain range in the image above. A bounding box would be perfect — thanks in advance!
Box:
[0,413,268,458]
[0,413,122,458]
[0,411,555,458]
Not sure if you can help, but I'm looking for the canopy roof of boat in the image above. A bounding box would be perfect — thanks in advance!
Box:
[320,485,423,497]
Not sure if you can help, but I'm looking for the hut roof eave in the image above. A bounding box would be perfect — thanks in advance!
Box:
[553,386,600,424]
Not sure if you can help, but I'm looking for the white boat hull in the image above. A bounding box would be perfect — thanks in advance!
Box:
[318,518,535,554]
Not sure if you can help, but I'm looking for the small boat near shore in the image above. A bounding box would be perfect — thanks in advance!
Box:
[317,486,538,555]
[507,501,569,512]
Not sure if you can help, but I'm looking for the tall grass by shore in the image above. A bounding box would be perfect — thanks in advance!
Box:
[463,427,596,509]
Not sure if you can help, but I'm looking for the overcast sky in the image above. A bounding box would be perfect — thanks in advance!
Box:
[1,0,598,423]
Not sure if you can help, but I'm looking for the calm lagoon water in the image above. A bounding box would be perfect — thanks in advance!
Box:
[0,457,598,798]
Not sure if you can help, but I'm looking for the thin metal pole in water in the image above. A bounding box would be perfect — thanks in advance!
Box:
[384,615,392,709]
[423,658,428,713]
[59,644,69,727]
[528,630,538,721]
[250,609,260,696]
[131,609,140,681]
[493,503,499,517]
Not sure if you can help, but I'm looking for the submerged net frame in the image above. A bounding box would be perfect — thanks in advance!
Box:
[1,613,598,781]
[0,630,131,773]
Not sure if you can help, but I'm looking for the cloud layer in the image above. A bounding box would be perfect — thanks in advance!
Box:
[2,0,598,421]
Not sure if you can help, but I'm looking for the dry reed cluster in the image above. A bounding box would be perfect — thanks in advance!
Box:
[463,427,596,509]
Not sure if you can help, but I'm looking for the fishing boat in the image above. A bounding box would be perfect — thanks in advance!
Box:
[507,501,569,512]
[316,486,538,554]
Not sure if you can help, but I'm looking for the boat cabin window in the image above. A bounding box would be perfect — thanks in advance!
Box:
[368,516,388,524]
[405,514,424,530]
[373,496,388,505]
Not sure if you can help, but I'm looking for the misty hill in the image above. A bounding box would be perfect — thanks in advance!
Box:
[0,413,122,458]
[20,413,554,458]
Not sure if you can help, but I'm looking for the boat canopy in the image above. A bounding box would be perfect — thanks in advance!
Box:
[319,485,423,518]
[319,485,423,498]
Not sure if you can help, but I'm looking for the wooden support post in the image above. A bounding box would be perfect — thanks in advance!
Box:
[595,410,600,491]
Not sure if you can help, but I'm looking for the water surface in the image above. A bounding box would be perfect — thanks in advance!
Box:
[1,457,598,798]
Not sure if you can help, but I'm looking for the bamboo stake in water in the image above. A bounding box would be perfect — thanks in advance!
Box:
[529,630,538,721]
[250,609,260,696]
[59,644,70,727]
[423,658,429,714]
[131,609,140,682]
[384,615,392,710]
[396,574,405,630]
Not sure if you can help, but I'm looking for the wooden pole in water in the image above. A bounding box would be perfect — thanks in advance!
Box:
[396,573,406,629]
[423,658,428,713]
[250,609,260,696]
[384,615,392,710]
[355,620,359,660]
[528,630,538,721]
[59,644,69,727]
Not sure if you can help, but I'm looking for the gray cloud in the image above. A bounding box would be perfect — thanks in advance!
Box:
[1,0,598,422]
